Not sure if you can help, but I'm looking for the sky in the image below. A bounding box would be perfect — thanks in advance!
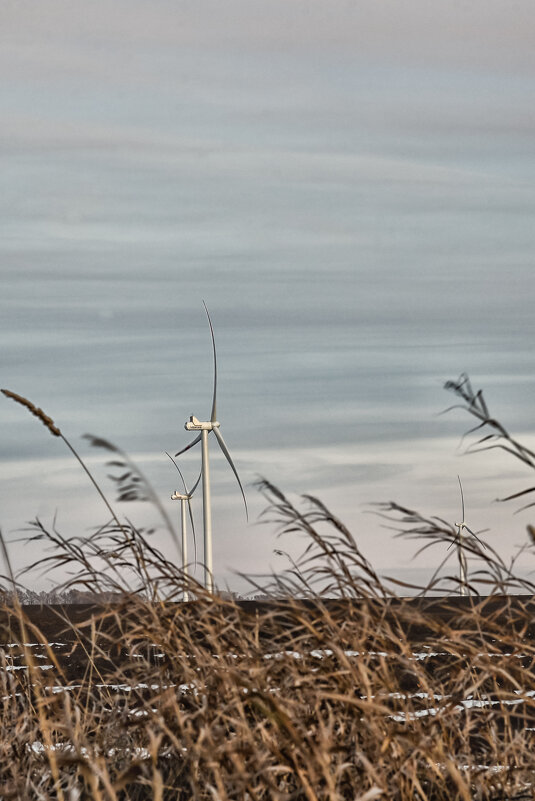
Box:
[2,1,535,594]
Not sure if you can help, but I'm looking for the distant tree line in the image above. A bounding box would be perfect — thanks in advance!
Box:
[0,586,257,606]
[0,585,125,606]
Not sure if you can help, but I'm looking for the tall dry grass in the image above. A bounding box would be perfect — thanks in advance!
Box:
[1,377,535,799]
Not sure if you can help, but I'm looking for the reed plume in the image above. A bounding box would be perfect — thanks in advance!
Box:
[1,389,61,436]
[1,388,128,541]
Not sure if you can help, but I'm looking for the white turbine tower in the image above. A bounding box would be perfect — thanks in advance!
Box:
[168,456,201,602]
[175,303,248,593]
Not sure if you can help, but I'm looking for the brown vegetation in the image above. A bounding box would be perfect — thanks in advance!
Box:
[1,374,535,799]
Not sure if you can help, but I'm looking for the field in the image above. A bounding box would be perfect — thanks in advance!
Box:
[2,593,535,800]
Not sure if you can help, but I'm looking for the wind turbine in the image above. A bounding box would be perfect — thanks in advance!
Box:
[168,455,200,602]
[449,476,487,596]
[175,302,248,593]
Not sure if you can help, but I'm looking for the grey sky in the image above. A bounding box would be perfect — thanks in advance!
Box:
[2,1,535,592]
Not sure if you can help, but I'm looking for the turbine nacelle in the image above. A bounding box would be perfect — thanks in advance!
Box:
[185,415,220,432]
[171,490,191,501]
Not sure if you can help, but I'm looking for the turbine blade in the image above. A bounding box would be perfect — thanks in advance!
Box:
[212,426,248,520]
[203,300,218,423]
[457,475,465,522]
[465,526,488,549]
[190,468,202,496]
[464,525,476,537]
[175,433,202,458]
[165,452,188,494]
[187,497,197,564]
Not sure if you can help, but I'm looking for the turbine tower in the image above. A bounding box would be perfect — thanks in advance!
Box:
[175,303,247,593]
[169,457,200,602]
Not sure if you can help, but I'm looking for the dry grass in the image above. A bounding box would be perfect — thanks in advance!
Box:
[1,376,535,799]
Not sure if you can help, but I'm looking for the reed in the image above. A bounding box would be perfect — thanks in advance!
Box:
[1,376,535,799]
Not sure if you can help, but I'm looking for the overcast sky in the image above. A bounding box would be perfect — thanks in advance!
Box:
[2,1,535,593]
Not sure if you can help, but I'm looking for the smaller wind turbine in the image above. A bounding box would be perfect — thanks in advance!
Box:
[449,476,487,596]
[168,455,201,602]
[175,302,248,593]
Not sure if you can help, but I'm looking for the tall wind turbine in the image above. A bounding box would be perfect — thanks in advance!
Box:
[450,476,487,596]
[175,302,248,593]
[168,456,200,602]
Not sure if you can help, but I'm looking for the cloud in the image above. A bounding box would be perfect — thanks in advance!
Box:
[3,1,535,87]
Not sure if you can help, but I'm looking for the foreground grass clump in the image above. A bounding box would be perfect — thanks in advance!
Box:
[2,492,535,801]
[2,375,535,799]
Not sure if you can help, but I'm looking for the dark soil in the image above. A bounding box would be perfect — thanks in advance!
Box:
[1,595,534,681]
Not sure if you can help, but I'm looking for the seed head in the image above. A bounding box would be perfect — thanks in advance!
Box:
[1,389,61,437]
